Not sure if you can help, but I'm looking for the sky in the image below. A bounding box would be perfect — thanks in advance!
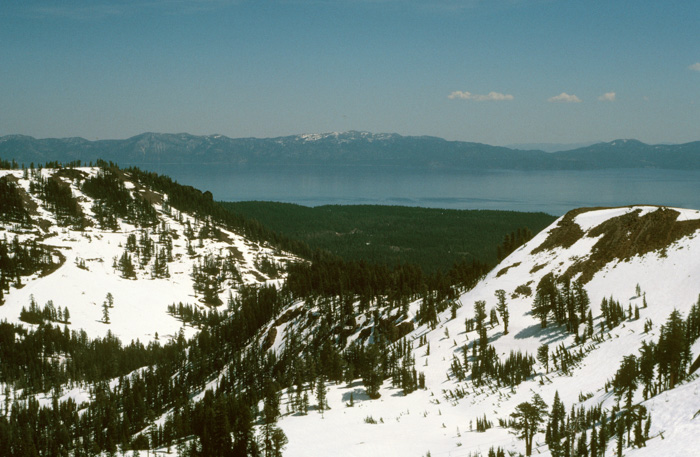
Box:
[1,0,698,145]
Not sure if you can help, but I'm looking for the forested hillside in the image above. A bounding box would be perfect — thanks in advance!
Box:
[0,160,698,457]
[219,202,555,272]
[0,162,490,456]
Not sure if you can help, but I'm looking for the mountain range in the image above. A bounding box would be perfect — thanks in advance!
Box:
[1,132,699,170]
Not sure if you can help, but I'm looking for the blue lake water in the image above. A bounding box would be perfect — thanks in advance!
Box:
[147,165,700,216]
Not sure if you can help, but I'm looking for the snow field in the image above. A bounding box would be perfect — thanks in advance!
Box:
[276,206,700,457]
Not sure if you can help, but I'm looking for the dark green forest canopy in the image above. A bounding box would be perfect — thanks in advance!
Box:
[219,202,556,273]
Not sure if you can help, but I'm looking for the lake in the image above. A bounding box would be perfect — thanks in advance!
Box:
[145,165,700,216]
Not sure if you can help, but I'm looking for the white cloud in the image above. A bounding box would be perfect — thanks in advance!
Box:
[598,92,616,102]
[690,63,700,72]
[548,92,582,103]
[448,91,514,101]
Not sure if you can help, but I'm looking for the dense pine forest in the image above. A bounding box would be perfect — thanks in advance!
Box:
[219,202,555,273]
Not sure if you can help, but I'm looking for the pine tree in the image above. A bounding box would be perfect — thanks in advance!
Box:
[590,427,598,457]
[613,355,638,408]
[474,300,487,330]
[302,392,309,415]
[615,417,625,457]
[599,413,608,457]
[532,290,551,328]
[489,307,499,328]
[577,430,588,457]
[495,289,509,334]
[586,311,594,338]
[657,309,689,389]
[363,344,383,399]
[538,344,549,373]
[638,341,655,399]
[511,393,548,456]
[266,426,288,457]
[316,376,328,415]
[547,390,566,456]
[118,251,136,279]
[102,301,110,324]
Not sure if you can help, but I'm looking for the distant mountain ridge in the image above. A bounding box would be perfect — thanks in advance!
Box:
[1,131,698,170]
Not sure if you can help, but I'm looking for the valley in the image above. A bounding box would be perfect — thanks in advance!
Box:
[0,163,698,457]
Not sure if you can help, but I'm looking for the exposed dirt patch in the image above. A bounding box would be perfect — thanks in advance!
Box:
[531,208,590,255]
[496,262,521,277]
[110,169,163,206]
[262,327,277,351]
[564,207,700,283]
[54,168,88,181]
[228,246,245,262]
[137,188,164,206]
[274,307,305,326]
[48,174,74,193]
[110,167,131,182]
[214,229,233,244]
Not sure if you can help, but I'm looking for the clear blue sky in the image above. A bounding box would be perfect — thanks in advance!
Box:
[1,0,698,145]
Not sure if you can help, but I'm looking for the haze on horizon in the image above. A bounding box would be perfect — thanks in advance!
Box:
[1,0,698,146]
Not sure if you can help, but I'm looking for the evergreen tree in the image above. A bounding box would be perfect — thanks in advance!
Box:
[577,430,588,457]
[362,344,383,399]
[613,355,638,408]
[657,309,689,389]
[102,301,110,324]
[599,413,608,457]
[510,393,548,456]
[495,289,509,334]
[532,289,551,328]
[638,341,656,399]
[547,390,566,457]
[316,376,328,415]
[474,300,487,330]
[489,307,499,328]
[538,344,550,373]
[590,427,598,457]
[118,251,136,279]
[615,416,625,457]
[573,279,590,324]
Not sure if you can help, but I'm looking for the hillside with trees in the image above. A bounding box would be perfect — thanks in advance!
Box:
[220,202,554,273]
[0,162,698,457]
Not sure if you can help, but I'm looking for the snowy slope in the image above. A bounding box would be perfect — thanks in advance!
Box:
[0,167,298,344]
[3,169,699,457]
[272,205,700,457]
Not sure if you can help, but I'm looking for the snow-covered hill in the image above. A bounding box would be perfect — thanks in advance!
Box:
[269,205,700,457]
[1,165,699,457]
[0,167,298,344]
